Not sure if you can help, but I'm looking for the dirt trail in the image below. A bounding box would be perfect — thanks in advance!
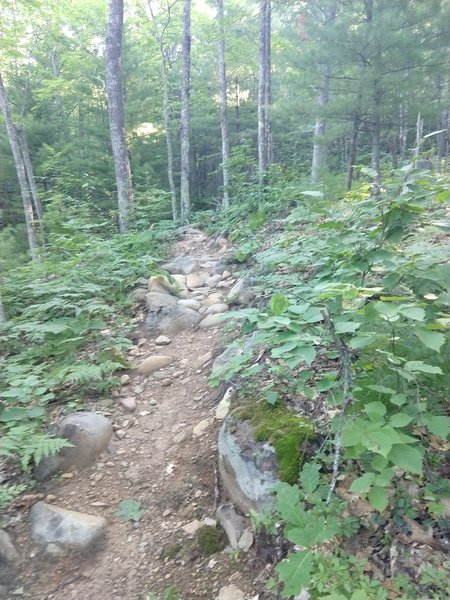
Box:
[10,229,266,600]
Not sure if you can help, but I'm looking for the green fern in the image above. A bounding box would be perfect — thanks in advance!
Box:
[0,425,70,472]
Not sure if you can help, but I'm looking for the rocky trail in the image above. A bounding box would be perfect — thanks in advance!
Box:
[3,229,268,600]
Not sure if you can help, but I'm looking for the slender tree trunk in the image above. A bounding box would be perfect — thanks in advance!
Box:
[0,285,6,323]
[399,102,408,161]
[258,0,271,182]
[162,59,178,221]
[437,107,449,165]
[414,112,423,159]
[346,111,361,191]
[216,0,231,209]
[180,0,191,222]
[0,71,39,259]
[235,75,241,142]
[50,49,71,144]
[311,2,336,184]
[105,0,134,233]
[17,128,44,223]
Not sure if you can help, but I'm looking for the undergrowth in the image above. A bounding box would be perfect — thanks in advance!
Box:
[207,165,450,599]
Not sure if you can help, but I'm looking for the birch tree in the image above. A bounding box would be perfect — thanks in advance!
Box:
[105,0,134,233]
[0,71,39,259]
[216,0,230,209]
[180,0,191,222]
[257,0,271,183]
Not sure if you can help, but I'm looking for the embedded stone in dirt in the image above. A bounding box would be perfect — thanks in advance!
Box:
[118,396,137,412]
[216,584,245,600]
[0,529,19,564]
[148,275,186,298]
[186,272,209,289]
[205,274,222,288]
[199,313,228,329]
[145,291,177,311]
[136,355,173,374]
[181,520,202,536]
[216,504,246,549]
[178,298,201,310]
[120,374,131,385]
[193,419,212,437]
[204,303,229,316]
[215,387,233,420]
[155,335,172,345]
[34,412,113,481]
[202,293,224,307]
[191,351,213,369]
[162,255,200,275]
[30,502,106,552]
[146,305,201,335]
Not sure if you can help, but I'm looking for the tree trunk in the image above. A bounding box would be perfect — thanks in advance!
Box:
[17,127,44,223]
[399,102,408,161]
[105,0,134,233]
[437,107,449,165]
[235,75,241,143]
[162,59,178,221]
[346,111,361,191]
[258,0,271,182]
[311,2,336,184]
[180,0,191,222]
[0,285,6,324]
[216,0,231,209]
[0,71,39,259]
[50,49,71,144]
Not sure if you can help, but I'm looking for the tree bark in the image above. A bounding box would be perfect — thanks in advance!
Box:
[311,2,336,184]
[345,111,361,191]
[0,71,39,259]
[17,127,44,223]
[258,0,271,182]
[180,0,191,222]
[216,0,231,209]
[0,286,6,324]
[105,0,134,233]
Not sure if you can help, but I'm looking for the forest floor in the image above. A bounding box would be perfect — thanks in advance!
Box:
[8,229,268,600]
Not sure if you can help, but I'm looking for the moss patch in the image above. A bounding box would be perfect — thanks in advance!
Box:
[236,401,314,484]
[196,525,227,556]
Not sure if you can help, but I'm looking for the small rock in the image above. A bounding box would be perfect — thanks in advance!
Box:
[46,542,64,555]
[191,351,213,370]
[215,387,233,421]
[202,517,217,528]
[237,528,254,552]
[181,520,202,536]
[205,274,222,288]
[217,585,245,600]
[199,313,228,329]
[133,385,145,394]
[115,429,127,439]
[216,504,246,549]
[0,529,19,564]
[136,355,173,374]
[178,299,201,310]
[11,587,25,596]
[186,273,208,289]
[119,397,137,412]
[222,270,231,279]
[30,502,107,551]
[173,428,192,444]
[120,374,131,385]
[162,256,200,275]
[155,335,172,345]
[202,293,223,307]
[205,303,229,316]
[193,419,211,438]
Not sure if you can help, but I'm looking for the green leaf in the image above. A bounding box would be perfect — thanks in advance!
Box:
[302,306,323,323]
[368,486,389,512]
[368,385,397,394]
[349,473,375,494]
[265,391,279,406]
[361,166,378,177]
[373,302,399,318]
[334,321,361,333]
[364,401,387,420]
[114,499,144,522]
[270,293,289,316]
[404,361,443,375]
[388,445,423,474]
[399,305,426,321]
[275,483,304,527]
[271,341,298,358]
[300,463,320,495]
[389,413,414,428]
[350,333,377,349]
[301,190,324,197]
[414,328,446,352]
[292,345,317,366]
[276,550,313,597]
[421,415,450,439]
[389,393,407,406]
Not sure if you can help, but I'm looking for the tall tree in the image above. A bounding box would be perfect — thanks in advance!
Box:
[180,0,191,222]
[0,71,39,259]
[105,0,134,233]
[216,0,230,209]
[311,1,336,184]
[257,0,271,182]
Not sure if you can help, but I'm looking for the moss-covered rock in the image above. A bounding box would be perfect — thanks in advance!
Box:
[196,525,227,556]
[236,402,314,484]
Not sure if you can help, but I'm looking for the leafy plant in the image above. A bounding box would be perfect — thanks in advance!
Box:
[114,499,144,522]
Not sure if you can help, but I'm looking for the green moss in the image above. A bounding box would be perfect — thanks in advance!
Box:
[236,401,314,484]
[196,525,227,556]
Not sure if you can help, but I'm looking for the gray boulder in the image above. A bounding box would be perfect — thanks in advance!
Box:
[129,287,148,304]
[0,530,19,565]
[145,291,177,311]
[218,414,280,514]
[162,255,200,275]
[34,412,113,481]
[146,305,201,335]
[30,502,106,552]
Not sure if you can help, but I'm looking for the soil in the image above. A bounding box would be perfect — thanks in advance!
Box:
[4,230,272,600]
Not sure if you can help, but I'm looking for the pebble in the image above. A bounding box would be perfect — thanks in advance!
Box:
[119,397,137,412]
[155,335,172,345]
[181,520,202,536]
[133,385,145,394]
[120,374,131,385]
[193,419,211,438]
[115,429,127,439]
